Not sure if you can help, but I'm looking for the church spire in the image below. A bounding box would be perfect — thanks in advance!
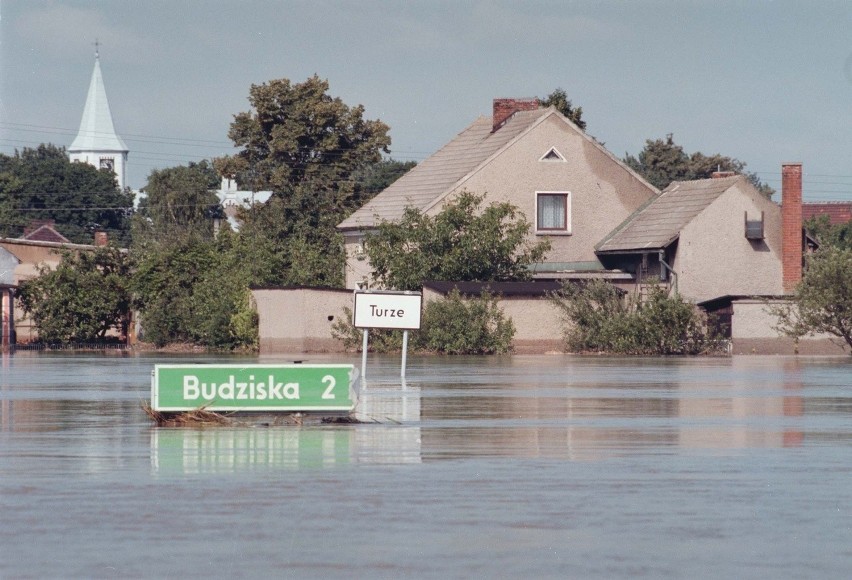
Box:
[69,47,129,189]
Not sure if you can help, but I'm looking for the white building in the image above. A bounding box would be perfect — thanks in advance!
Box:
[68,50,129,190]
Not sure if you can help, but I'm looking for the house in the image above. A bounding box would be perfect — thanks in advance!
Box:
[253,99,844,354]
[1,247,19,351]
[338,98,659,289]
[802,201,852,226]
[0,229,117,344]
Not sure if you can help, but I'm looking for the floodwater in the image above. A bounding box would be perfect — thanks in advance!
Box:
[1,353,851,578]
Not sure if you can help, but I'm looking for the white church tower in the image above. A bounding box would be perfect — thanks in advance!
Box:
[68,45,129,190]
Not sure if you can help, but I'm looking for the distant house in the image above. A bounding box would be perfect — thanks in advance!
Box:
[802,201,852,226]
[215,177,273,230]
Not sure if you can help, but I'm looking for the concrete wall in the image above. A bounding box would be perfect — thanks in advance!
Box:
[258,287,566,355]
[730,299,848,355]
[677,183,784,303]
[253,287,352,353]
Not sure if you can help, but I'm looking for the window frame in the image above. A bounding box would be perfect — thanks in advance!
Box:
[535,191,571,235]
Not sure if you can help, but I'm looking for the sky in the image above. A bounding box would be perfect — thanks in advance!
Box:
[1,0,851,201]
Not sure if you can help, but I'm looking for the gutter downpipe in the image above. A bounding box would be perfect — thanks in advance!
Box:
[658,249,678,295]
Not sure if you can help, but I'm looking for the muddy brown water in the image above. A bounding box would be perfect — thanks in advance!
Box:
[1,352,851,578]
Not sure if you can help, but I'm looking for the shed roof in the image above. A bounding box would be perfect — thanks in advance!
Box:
[596,175,743,253]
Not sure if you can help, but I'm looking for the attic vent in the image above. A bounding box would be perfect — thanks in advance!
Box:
[745,211,765,240]
[539,147,566,162]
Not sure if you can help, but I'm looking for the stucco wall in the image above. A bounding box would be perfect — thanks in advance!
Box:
[730,299,848,355]
[677,184,783,303]
[253,288,352,353]
[429,116,656,265]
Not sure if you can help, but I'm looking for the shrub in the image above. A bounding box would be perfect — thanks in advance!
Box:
[331,290,515,355]
[551,280,722,355]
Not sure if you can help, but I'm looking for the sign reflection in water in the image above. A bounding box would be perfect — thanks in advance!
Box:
[150,382,422,474]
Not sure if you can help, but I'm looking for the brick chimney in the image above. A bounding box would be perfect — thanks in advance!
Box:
[492,98,539,132]
[781,162,803,293]
[94,230,109,247]
[711,170,737,179]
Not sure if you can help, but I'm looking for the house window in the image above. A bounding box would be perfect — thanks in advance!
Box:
[539,147,566,162]
[536,192,570,233]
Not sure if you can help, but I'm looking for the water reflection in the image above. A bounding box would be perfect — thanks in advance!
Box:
[150,383,423,474]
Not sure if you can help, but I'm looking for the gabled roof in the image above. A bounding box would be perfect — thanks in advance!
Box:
[338,108,554,230]
[596,175,743,253]
[803,201,852,226]
[69,57,128,153]
[20,222,70,244]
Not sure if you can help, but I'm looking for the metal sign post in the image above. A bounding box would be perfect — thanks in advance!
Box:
[353,290,422,384]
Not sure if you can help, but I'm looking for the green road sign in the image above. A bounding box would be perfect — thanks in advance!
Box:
[152,364,357,412]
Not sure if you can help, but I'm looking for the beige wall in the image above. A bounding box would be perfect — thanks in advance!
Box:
[730,299,848,355]
[429,116,656,265]
[253,288,352,353]
[677,184,783,303]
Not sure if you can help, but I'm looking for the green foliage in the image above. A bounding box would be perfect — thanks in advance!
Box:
[805,215,852,251]
[17,247,133,343]
[551,280,722,355]
[624,134,773,195]
[365,191,551,291]
[538,88,586,131]
[132,233,258,349]
[331,291,515,355]
[134,160,223,247]
[215,75,392,287]
[417,290,514,354]
[771,247,852,350]
[351,158,417,200]
[0,144,134,244]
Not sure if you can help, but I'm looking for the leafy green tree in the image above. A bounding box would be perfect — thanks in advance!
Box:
[351,158,417,200]
[17,247,133,343]
[216,75,392,287]
[0,144,133,244]
[624,134,773,195]
[134,160,223,247]
[772,247,852,350]
[538,88,586,130]
[805,215,852,251]
[365,191,551,291]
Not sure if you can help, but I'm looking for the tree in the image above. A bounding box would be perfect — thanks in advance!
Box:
[538,88,586,131]
[0,144,134,244]
[134,160,223,247]
[215,75,392,287]
[351,158,417,200]
[772,247,852,351]
[365,191,551,291]
[805,215,852,251]
[624,134,773,195]
[17,247,133,343]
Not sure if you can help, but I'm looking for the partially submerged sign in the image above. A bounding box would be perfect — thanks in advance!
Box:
[152,364,357,412]
[353,291,422,330]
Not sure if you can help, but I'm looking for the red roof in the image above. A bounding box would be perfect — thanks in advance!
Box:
[20,221,71,244]
[802,202,852,226]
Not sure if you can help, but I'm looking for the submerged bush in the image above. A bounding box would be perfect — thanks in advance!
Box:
[331,290,515,355]
[551,280,723,355]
